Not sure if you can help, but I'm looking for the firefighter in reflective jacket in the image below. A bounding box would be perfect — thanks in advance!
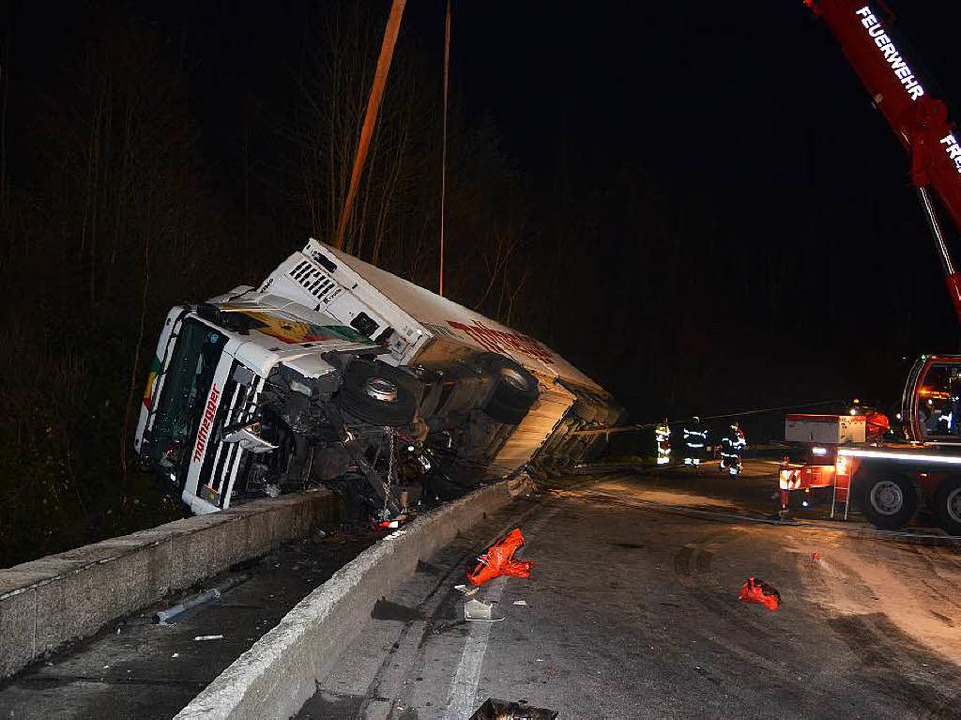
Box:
[720,421,746,476]
[655,418,671,465]
[683,416,708,466]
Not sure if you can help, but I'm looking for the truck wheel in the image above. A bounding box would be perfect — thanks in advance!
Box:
[858,471,918,530]
[474,353,539,425]
[933,477,961,536]
[339,361,417,427]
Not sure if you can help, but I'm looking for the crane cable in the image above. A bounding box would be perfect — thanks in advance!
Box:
[571,398,847,436]
[438,0,451,296]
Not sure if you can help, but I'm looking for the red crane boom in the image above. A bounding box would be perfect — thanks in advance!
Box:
[806,0,961,327]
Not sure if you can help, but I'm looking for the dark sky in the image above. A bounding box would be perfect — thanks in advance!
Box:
[6,0,961,425]
[444,0,961,417]
[451,1,959,195]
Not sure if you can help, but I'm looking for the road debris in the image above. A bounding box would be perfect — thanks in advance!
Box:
[469,698,558,719]
[464,598,504,623]
[155,588,222,624]
[512,599,529,606]
[374,514,407,530]
[454,584,480,596]
[738,577,781,611]
[193,634,225,641]
[467,529,534,587]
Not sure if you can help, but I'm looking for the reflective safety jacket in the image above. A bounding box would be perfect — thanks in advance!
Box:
[722,427,746,452]
[683,426,708,448]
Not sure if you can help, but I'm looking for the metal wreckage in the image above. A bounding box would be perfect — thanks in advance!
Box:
[135,239,621,521]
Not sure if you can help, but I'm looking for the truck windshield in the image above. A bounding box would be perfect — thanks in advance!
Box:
[149,318,225,486]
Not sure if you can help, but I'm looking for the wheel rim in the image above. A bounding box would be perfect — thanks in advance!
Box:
[946,487,961,524]
[364,377,398,403]
[869,480,904,516]
[499,366,529,391]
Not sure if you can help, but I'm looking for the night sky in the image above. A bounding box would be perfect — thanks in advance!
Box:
[448,0,961,421]
[5,0,961,426]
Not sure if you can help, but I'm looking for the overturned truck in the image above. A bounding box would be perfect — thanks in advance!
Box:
[135,239,620,517]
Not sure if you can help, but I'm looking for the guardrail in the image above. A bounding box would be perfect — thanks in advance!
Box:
[176,474,535,720]
[0,490,344,678]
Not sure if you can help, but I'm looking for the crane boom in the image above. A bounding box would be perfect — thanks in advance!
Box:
[806,0,961,327]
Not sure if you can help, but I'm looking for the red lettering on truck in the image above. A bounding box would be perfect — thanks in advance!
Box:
[447,320,555,364]
[192,384,221,463]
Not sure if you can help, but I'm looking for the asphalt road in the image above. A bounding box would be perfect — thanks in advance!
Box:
[302,462,961,719]
[5,461,961,719]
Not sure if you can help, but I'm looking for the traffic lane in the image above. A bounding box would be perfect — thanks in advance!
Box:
[606,459,948,529]
[306,480,961,719]
[595,460,784,518]
[0,527,379,720]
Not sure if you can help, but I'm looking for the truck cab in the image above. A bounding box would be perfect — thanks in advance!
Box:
[902,354,961,443]
[135,289,415,515]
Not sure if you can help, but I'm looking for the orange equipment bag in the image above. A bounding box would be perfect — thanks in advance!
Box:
[466,529,534,586]
[738,577,781,611]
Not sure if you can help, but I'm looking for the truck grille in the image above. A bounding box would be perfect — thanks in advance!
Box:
[202,363,265,506]
[288,259,341,307]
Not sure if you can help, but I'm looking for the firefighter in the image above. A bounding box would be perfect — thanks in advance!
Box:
[655,418,671,465]
[683,416,708,466]
[719,420,746,476]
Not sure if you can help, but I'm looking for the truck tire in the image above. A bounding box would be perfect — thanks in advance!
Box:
[933,477,961,536]
[857,470,918,530]
[474,353,539,425]
[339,361,417,427]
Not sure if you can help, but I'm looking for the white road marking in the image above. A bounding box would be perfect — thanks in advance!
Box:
[443,505,562,717]
[444,578,508,718]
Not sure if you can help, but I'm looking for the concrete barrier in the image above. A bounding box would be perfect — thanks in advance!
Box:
[0,490,344,678]
[176,475,535,720]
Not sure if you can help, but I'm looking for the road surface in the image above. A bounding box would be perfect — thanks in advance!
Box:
[4,461,961,719]
[301,462,961,719]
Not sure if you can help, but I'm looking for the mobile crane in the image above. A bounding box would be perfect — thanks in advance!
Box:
[779,1,961,533]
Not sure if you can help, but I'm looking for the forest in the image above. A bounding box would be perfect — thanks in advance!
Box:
[0,0,948,566]
[0,0,581,565]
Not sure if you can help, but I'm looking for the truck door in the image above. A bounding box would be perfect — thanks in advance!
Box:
[903,355,961,443]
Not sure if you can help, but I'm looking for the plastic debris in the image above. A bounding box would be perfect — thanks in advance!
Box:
[512,600,529,606]
[375,513,408,530]
[454,584,480,596]
[467,529,534,587]
[156,588,222,624]
[464,598,504,622]
[738,577,781,611]
[193,634,224,641]
[811,552,822,561]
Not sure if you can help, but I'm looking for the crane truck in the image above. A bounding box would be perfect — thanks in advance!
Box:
[779,1,961,533]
